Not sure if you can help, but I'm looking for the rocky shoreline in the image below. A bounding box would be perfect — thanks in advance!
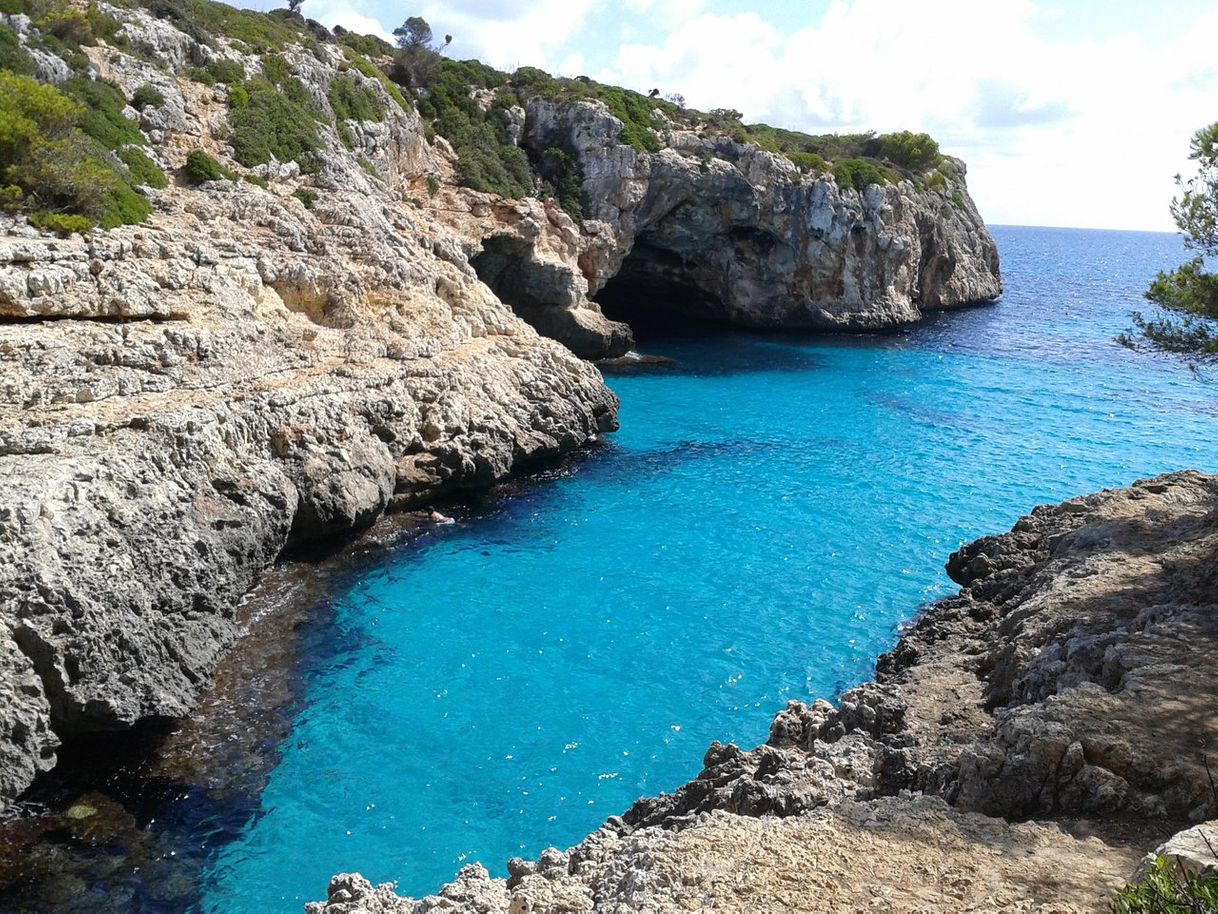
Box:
[0,0,1001,814]
[309,471,1218,912]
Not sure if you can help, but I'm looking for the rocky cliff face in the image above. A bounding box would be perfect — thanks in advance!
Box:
[310,472,1218,912]
[0,1,1001,812]
[0,4,621,810]
[528,99,1001,330]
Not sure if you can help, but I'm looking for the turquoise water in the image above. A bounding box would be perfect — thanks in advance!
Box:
[202,226,1218,911]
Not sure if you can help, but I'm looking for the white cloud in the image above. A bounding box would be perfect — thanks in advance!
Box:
[416,0,602,73]
[590,0,1218,230]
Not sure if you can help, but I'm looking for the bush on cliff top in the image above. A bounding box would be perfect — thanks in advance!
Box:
[226,67,322,170]
[0,71,158,230]
[412,58,532,199]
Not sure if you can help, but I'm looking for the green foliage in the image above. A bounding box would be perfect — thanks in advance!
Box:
[831,158,894,192]
[785,151,827,175]
[226,74,321,169]
[879,130,942,171]
[335,27,391,58]
[413,59,531,199]
[206,58,246,85]
[136,0,310,52]
[1145,259,1218,318]
[260,51,291,85]
[183,148,230,183]
[392,15,448,89]
[0,22,34,74]
[29,210,93,234]
[242,173,268,188]
[130,82,165,110]
[1129,121,1218,356]
[0,71,154,229]
[425,173,439,197]
[538,144,583,219]
[0,184,26,210]
[343,50,409,110]
[1111,857,1218,913]
[292,186,317,208]
[117,146,167,187]
[329,75,385,124]
[62,76,144,148]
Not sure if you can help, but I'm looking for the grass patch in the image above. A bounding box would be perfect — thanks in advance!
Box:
[292,186,316,208]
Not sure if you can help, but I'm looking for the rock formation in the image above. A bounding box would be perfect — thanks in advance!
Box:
[0,0,999,813]
[309,471,1218,912]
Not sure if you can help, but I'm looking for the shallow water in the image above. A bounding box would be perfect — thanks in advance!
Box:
[190,226,1218,911]
[3,227,1214,913]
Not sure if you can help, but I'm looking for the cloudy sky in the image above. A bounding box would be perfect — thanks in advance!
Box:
[251,0,1217,231]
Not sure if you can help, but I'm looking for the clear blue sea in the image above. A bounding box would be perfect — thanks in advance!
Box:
[201,225,1218,911]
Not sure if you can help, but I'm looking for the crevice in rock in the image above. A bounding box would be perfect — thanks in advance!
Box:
[0,313,183,325]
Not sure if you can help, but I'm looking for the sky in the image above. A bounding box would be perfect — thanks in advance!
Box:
[243,0,1218,232]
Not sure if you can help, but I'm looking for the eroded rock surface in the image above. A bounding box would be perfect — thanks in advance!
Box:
[528,99,1001,330]
[311,472,1218,912]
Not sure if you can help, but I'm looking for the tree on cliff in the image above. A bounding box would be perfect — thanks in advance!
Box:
[1124,122,1218,355]
[392,16,452,88]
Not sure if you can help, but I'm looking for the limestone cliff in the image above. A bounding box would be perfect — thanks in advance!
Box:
[529,98,1001,330]
[309,472,1218,912]
[0,0,1001,811]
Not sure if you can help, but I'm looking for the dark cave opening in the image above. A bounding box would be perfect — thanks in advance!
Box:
[593,238,725,339]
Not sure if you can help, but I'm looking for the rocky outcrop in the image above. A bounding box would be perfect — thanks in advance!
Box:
[0,7,617,810]
[0,0,1002,815]
[527,100,1001,330]
[310,471,1218,911]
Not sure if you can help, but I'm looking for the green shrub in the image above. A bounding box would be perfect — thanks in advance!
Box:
[183,148,229,183]
[62,76,145,148]
[538,145,583,219]
[425,173,439,197]
[1112,857,1218,913]
[242,173,268,189]
[292,186,317,208]
[137,0,310,52]
[227,75,321,169]
[130,82,165,110]
[29,210,93,234]
[206,58,246,85]
[0,22,33,74]
[879,130,942,171]
[259,51,291,85]
[343,51,409,111]
[787,151,826,175]
[117,146,167,188]
[832,158,893,192]
[335,28,392,58]
[0,184,26,210]
[414,59,532,199]
[329,75,385,124]
[0,71,154,228]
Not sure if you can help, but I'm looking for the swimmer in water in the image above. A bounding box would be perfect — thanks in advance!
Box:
[427,508,455,525]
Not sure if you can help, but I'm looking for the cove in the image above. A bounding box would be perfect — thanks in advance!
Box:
[203,226,1218,912]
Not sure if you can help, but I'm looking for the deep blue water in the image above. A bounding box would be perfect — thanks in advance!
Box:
[201,226,1218,911]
